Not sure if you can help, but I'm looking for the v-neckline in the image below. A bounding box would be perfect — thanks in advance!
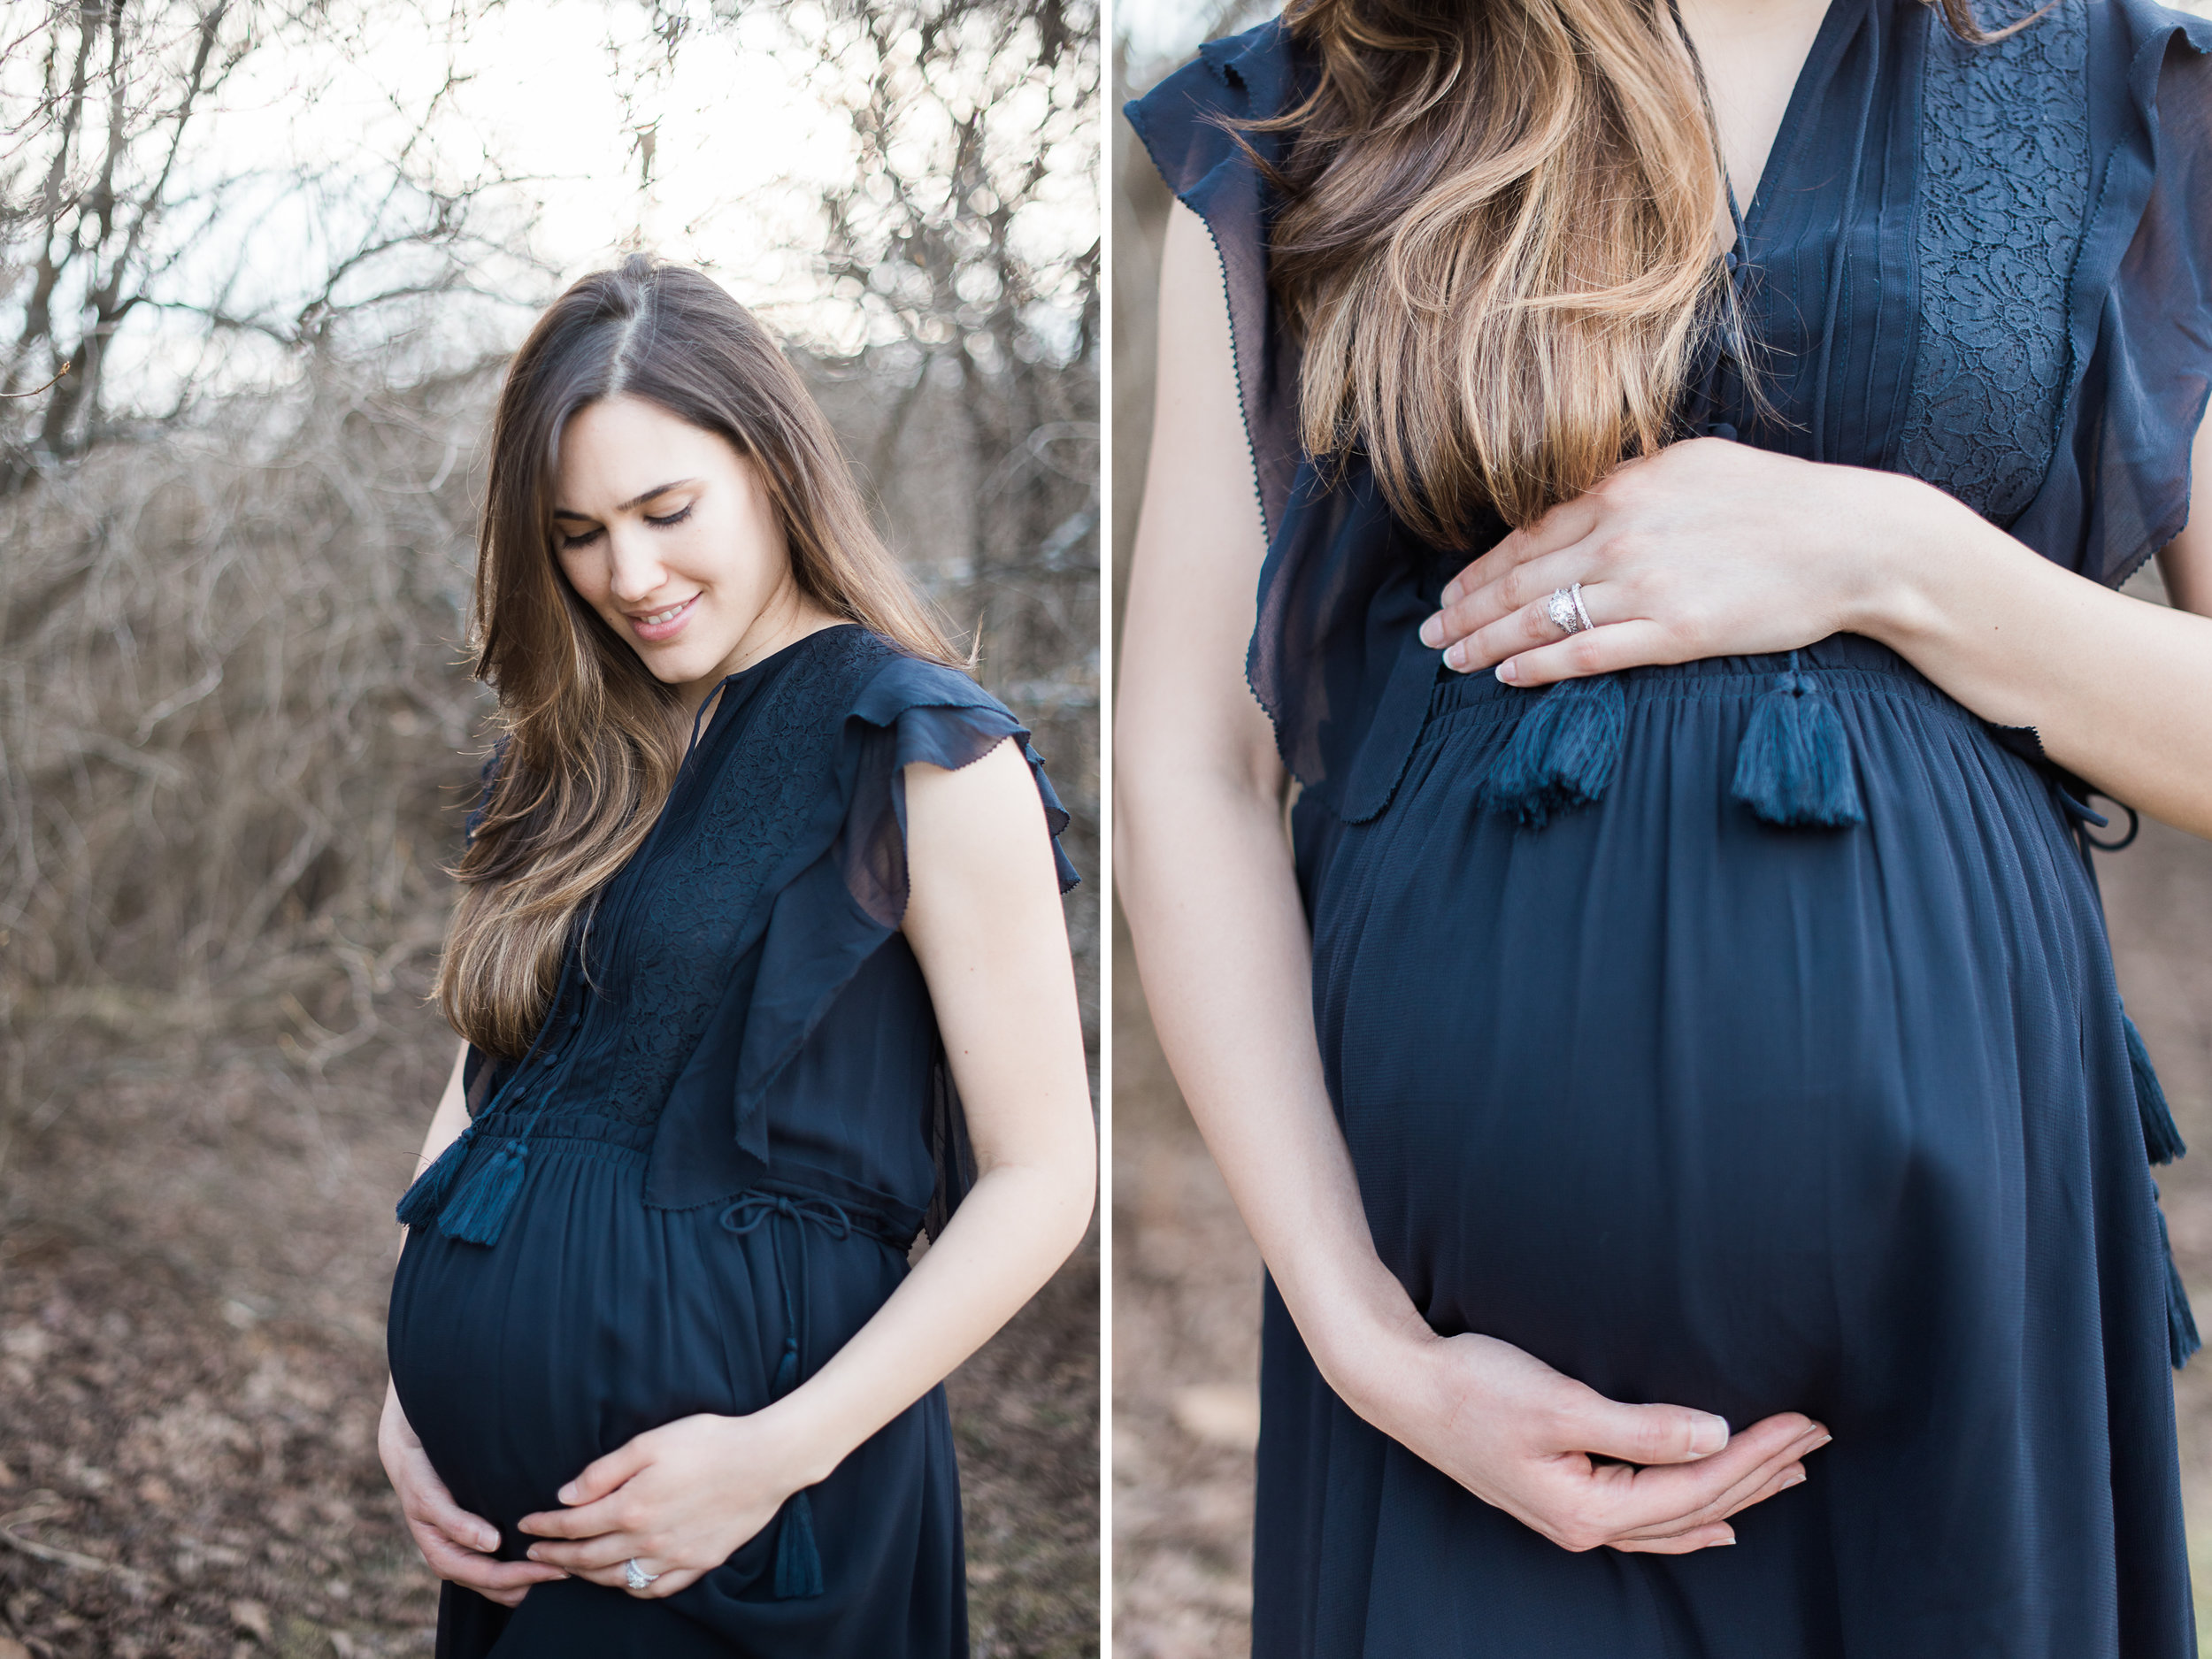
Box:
[1680,0,1856,256]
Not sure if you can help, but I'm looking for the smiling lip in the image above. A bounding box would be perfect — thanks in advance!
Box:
[626,594,699,643]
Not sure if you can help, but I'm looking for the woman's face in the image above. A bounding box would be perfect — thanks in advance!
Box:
[551,394,818,708]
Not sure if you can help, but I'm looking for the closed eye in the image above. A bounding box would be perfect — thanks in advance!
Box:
[645,503,694,529]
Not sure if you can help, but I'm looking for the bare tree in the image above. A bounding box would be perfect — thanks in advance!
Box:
[0,0,534,490]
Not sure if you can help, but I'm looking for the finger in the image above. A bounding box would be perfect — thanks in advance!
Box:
[1426,541,1604,651]
[559,1439,653,1507]
[1609,1521,1738,1555]
[1609,1443,1816,1543]
[1585,1418,1827,1538]
[1441,497,1604,605]
[409,1490,503,1557]
[526,1532,645,1575]
[1555,1396,1747,1469]
[1494,618,1679,687]
[519,1489,634,1540]
[412,1529,566,1593]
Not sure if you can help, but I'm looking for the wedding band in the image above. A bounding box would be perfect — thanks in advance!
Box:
[626,1557,660,1592]
[1545,583,1594,636]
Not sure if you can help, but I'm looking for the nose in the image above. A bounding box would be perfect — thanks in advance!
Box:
[603,525,667,606]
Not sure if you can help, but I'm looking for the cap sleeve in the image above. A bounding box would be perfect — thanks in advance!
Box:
[2014,4,2212,586]
[731,655,1077,1136]
[1124,19,1307,537]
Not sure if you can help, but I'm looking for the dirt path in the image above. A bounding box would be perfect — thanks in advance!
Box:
[1111,817,2212,1655]
[0,999,1097,1659]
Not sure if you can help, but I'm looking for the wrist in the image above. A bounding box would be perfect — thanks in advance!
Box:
[749,1390,853,1491]
[1836,469,1976,647]
[1278,1267,1439,1422]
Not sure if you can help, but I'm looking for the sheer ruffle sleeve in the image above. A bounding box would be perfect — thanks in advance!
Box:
[723,655,1076,1175]
[2014,2,2212,587]
[1127,21,1458,820]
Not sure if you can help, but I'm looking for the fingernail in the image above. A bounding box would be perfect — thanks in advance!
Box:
[1444,642,1465,672]
[1493,657,1516,684]
[1717,1531,1737,1546]
[1783,1466,1808,1487]
[557,1483,579,1503]
[1810,1433,1833,1450]
[1442,580,1462,605]
[526,1546,541,1561]
[478,1529,499,1551]
[1689,1413,1730,1456]
[1419,614,1443,648]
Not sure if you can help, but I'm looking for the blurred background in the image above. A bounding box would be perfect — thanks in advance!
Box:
[0,1,1097,1654]
[1110,6,2212,1655]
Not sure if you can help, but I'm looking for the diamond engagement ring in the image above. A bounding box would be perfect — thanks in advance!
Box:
[1544,582,1595,636]
[626,1557,661,1593]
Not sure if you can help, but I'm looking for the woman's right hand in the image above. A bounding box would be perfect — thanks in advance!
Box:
[380,1379,569,1607]
[1343,1326,1830,1554]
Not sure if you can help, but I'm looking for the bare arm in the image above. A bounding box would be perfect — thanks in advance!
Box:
[517,741,1096,1594]
[1116,200,1825,1555]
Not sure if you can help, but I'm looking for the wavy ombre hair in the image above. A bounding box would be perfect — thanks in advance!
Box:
[1262,0,2041,540]
[436,258,959,1056]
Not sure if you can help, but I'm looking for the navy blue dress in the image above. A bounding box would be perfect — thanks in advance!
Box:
[385,624,1077,1658]
[1130,4,2212,1654]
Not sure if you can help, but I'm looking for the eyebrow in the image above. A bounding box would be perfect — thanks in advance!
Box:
[551,478,698,520]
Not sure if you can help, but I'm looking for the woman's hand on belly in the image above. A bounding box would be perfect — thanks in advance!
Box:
[1417,436,1911,687]
[1356,1328,1832,1554]
[380,1380,569,1608]
[515,1409,818,1598]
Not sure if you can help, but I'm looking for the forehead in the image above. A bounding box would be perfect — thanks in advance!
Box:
[555,396,740,489]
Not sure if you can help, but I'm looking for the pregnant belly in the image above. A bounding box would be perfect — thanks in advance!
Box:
[385,1140,902,1552]
[1308,654,2108,1429]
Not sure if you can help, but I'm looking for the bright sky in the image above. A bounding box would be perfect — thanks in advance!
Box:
[14,0,1095,404]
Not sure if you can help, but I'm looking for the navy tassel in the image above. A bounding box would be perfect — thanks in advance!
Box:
[2124,1012,2187,1164]
[396,1124,474,1228]
[1480,675,1625,828]
[2155,1185,2200,1369]
[774,1490,825,1598]
[1732,668,1864,828]
[438,1139,528,1247]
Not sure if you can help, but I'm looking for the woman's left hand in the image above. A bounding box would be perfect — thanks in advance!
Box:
[515,1410,826,1599]
[1418,436,1955,686]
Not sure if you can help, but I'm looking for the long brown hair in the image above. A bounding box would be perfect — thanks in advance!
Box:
[1262,0,2043,540]
[437,257,958,1056]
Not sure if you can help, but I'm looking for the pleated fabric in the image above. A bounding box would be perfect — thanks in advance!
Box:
[1124,2,2212,1652]
[387,624,1076,1657]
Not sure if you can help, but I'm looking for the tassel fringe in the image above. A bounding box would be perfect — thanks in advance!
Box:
[1732,670,1864,828]
[1480,675,1625,828]
[2124,1012,2187,1164]
[2155,1185,2201,1369]
[438,1139,529,1247]
[396,1124,474,1229]
[774,1490,826,1598]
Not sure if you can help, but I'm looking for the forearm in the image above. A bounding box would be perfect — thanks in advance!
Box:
[762,1145,1093,1487]
[1116,758,1432,1409]
[1847,474,2212,836]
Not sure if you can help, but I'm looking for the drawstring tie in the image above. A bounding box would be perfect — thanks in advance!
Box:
[719,1190,856,1599]
[1731,652,1865,828]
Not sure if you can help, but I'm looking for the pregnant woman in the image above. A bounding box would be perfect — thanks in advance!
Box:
[1118,0,2212,1652]
[376,259,1094,1656]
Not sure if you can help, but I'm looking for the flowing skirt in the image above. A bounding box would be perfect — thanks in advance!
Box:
[1256,637,2191,1658]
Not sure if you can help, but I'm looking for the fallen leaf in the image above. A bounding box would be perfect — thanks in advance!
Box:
[229,1599,270,1640]
[1169,1383,1262,1453]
